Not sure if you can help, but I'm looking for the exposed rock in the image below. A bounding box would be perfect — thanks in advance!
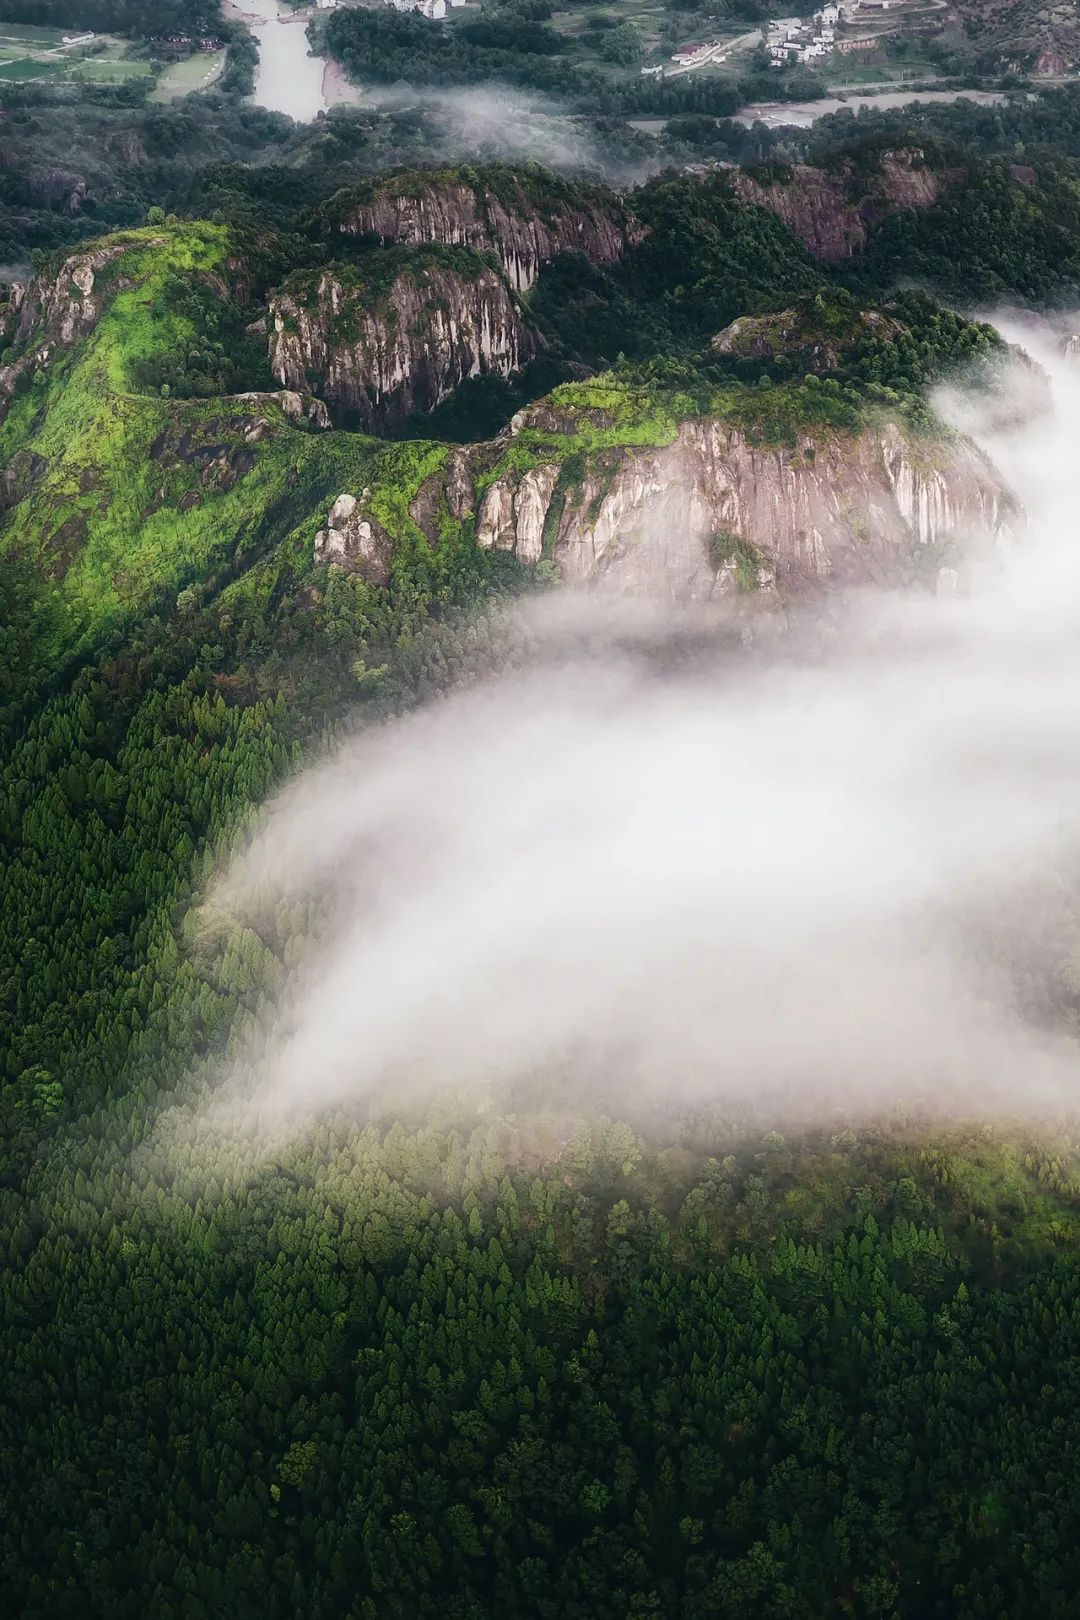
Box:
[445,448,478,519]
[561,421,1010,598]
[45,512,87,580]
[198,445,257,493]
[0,242,158,425]
[314,490,394,584]
[30,168,87,214]
[234,389,331,429]
[329,168,645,291]
[146,416,268,498]
[437,402,1015,603]
[734,151,954,263]
[269,253,534,430]
[14,243,134,349]
[1,449,47,513]
[712,306,903,372]
[514,464,560,565]
[476,478,517,551]
[104,128,147,167]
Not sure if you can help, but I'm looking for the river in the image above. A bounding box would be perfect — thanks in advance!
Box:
[223,0,330,121]
[734,87,1007,129]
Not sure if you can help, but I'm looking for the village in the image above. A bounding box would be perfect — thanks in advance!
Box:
[639,0,951,82]
[765,0,947,68]
[767,3,866,68]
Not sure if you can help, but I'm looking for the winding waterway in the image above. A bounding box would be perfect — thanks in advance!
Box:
[223,0,330,121]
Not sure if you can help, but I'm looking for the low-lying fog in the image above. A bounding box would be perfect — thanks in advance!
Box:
[192,320,1080,1145]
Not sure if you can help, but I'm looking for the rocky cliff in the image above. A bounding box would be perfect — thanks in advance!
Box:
[268,249,535,431]
[734,151,955,263]
[0,242,142,424]
[315,384,1016,604]
[475,416,1012,602]
[323,166,646,291]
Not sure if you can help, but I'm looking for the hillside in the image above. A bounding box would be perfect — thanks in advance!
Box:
[6,151,1080,1620]
[0,193,1025,709]
[949,0,1080,73]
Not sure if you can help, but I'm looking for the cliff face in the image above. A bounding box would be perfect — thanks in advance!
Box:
[329,170,646,291]
[472,415,1012,602]
[319,395,1014,603]
[0,243,139,423]
[735,152,952,263]
[268,254,534,430]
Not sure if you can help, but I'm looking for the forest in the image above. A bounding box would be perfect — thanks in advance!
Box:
[0,0,221,32]
[7,29,1080,1620]
[6,531,1080,1617]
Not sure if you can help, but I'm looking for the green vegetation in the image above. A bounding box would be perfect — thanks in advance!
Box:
[851,156,1080,306]
[151,49,226,102]
[320,0,818,118]
[0,0,222,32]
[277,244,501,324]
[710,289,1006,424]
[7,136,1080,1620]
[708,528,763,588]
[0,224,456,709]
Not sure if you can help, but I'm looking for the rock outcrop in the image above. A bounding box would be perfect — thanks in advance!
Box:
[0,243,142,423]
[29,168,88,214]
[486,420,1011,601]
[325,167,645,291]
[233,390,332,430]
[372,397,1016,607]
[734,151,954,263]
[314,491,394,584]
[712,305,904,372]
[268,250,534,430]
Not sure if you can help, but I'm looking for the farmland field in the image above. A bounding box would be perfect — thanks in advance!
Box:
[0,25,154,86]
[0,58,55,80]
[151,49,227,101]
[70,56,153,82]
[0,23,71,44]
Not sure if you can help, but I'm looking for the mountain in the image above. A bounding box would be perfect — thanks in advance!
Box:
[6,147,1080,1620]
[949,0,1080,73]
[0,195,1020,715]
[320,165,646,292]
[267,248,535,432]
[732,149,956,264]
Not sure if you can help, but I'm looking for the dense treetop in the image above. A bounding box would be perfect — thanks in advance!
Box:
[5,29,1080,1616]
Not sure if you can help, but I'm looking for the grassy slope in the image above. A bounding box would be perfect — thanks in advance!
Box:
[0,224,446,685]
[0,221,962,706]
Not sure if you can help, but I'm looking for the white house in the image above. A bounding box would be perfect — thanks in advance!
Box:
[389,0,446,16]
[669,38,725,67]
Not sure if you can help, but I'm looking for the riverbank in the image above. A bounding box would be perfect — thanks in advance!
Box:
[734,87,1007,128]
[322,52,364,109]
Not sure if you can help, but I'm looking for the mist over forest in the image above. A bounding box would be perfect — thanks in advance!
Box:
[7,4,1080,1616]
